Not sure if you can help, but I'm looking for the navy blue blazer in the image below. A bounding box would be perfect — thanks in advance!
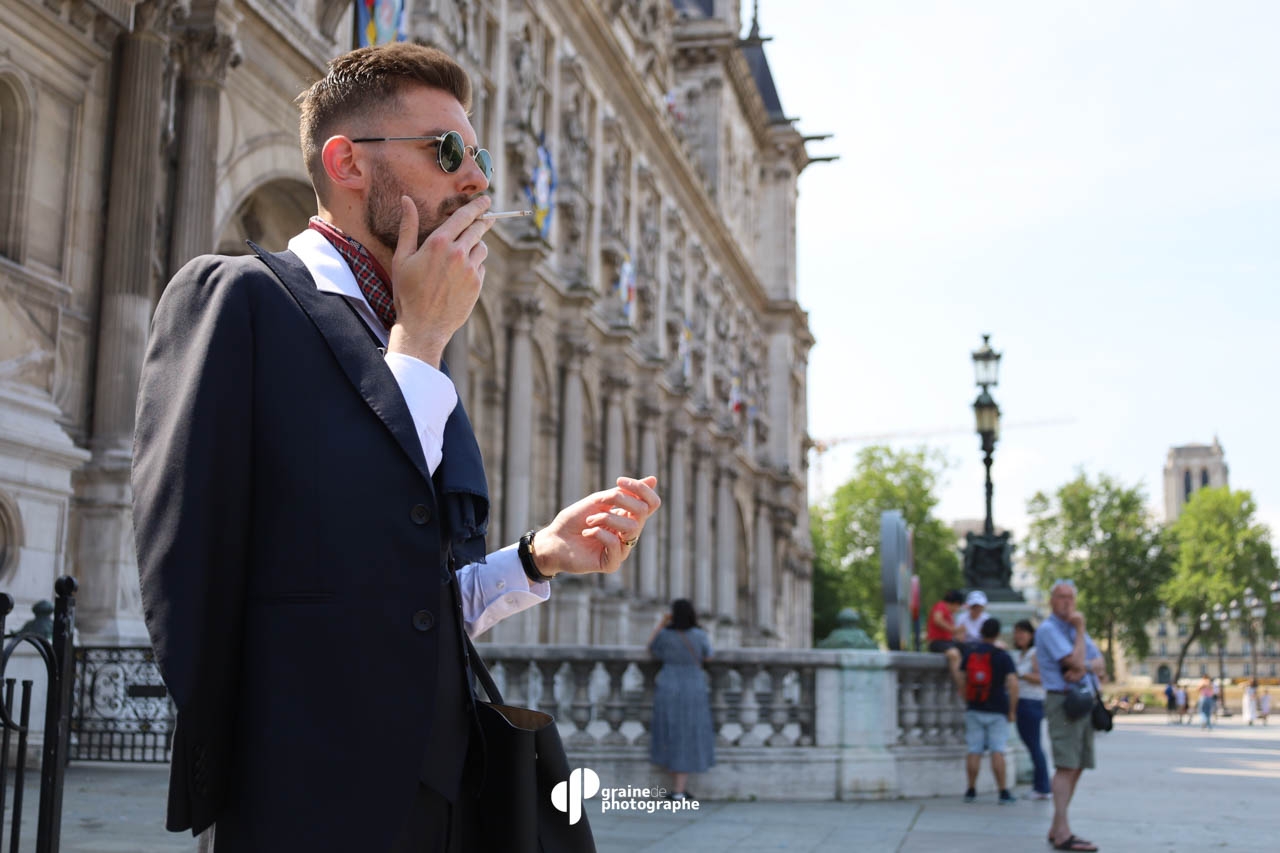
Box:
[132,246,489,852]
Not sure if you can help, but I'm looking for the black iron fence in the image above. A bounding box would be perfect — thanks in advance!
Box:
[0,576,77,853]
[68,645,174,762]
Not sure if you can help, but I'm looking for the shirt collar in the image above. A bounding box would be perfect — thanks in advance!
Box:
[286,229,388,344]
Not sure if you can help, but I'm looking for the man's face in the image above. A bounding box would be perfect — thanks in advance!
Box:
[968,604,983,619]
[1050,585,1076,619]
[358,85,490,252]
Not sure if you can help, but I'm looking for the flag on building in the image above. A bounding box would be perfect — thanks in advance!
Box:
[525,137,557,239]
[357,0,405,46]
[729,373,744,414]
[678,320,693,380]
[614,254,636,324]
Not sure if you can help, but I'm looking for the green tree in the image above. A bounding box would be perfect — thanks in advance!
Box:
[810,445,961,644]
[1025,473,1170,678]
[1162,486,1278,683]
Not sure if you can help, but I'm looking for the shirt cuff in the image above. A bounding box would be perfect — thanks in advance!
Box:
[383,352,458,475]
[460,544,551,638]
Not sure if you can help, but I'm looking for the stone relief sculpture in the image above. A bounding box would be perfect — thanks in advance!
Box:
[558,82,591,192]
[600,123,629,244]
[633,181,660,341]
[664,214,685,316]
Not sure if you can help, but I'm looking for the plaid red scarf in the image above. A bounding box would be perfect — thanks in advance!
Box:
[307,217,396,332]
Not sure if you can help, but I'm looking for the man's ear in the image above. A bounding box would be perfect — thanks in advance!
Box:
[320,135,367,193]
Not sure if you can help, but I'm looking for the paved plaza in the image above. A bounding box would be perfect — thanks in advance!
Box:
[23,715,1280,852]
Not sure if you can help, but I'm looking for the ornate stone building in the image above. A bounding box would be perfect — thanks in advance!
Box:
[0,0,819,650]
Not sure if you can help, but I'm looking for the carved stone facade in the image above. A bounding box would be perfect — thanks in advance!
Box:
[0,0,817,648]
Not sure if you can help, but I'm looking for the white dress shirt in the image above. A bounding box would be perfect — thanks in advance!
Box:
[287,228,549,637]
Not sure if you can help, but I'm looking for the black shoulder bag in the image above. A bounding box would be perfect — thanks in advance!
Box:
[464,633,598,853]
[1089,673,1114,732]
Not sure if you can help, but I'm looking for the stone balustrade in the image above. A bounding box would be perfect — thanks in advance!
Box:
[474,644,985,800]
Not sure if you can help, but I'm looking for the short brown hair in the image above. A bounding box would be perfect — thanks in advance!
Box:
[296,43,472,203]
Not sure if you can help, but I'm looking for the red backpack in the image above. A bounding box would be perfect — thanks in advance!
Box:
[965,650,994,703]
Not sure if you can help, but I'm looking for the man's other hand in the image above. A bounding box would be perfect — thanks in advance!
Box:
[532,476,661,578]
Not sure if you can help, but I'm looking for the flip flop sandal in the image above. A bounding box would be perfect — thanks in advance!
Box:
[1052,835,1098,851]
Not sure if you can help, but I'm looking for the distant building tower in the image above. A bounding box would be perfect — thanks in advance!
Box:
[1163,439,1229,522]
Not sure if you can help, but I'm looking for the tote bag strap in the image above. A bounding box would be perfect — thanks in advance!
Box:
[464,631,505,705]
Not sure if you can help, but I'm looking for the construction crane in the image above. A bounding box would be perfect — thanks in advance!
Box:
[808,417,1076,497]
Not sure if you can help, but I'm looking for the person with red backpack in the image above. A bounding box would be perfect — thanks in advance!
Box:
[952,617,1018,804]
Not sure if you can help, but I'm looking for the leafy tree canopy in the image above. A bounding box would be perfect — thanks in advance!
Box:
[810,445,961,644]
[1025,472,1171,676]
[1162,486,1278,680]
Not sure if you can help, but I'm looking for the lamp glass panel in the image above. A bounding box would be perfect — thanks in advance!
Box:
[975,403,998,434]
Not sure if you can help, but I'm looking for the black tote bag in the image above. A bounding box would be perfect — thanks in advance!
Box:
[465,636,597,853]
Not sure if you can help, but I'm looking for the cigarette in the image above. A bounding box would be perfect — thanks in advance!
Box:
[480,210,534,221]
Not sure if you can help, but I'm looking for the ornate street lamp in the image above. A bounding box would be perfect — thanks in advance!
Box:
[961,335,1016,598]
[973,387,1000,537]
[1214,603,1230,716]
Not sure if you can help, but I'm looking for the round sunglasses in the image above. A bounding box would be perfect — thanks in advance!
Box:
[350,130,493,182]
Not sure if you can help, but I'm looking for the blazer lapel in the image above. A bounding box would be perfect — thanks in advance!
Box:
[248,243,434,489]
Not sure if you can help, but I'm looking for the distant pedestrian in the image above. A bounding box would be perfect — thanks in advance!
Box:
[1242,680,1258,726]
[955,590,991,645]
[951,617,1018,805]
[926,589,966,653]
[1259,689,1272,725]
[1013,619,1051,799]
[1198,676,1216,729]
[648,599,715,801]
[1036,579,1105,852]
[1164,681,1177,724]
[1175,685,1189,724]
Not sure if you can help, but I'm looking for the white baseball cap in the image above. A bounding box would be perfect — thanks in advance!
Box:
[965,590,988,607]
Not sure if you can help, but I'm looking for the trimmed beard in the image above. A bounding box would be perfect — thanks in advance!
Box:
[364,157,469,253]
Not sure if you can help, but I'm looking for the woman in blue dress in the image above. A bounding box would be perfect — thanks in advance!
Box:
[647,598,715,800]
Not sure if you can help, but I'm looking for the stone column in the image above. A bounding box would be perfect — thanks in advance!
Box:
[168,24,240,275]
[692,437,714,614]
[557,338,591,506]
[501,294,541,542]
[75,0,187,644]
[665,420,689,602]
[714,457,738,622]
[443,325,469,409]
[92,0,186,462]
[635,399,660,601]
[754,497,774,636]
[598,373,629,592]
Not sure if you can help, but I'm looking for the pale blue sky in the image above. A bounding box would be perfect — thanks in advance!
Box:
[746,1,1280,537]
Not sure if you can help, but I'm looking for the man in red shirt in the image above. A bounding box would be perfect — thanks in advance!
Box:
[926,589,965,653]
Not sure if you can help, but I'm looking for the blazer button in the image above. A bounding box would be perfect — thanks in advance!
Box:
[410,504,431,525]
[413,610,435,632]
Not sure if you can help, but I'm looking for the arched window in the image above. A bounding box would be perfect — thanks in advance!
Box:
[1183,470,1192,503]
[0,74,31,261]
[1200,468,1209,488]
[1156,664,1171,684]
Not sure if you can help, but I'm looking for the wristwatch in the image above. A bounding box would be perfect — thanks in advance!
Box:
[518,529,553,583]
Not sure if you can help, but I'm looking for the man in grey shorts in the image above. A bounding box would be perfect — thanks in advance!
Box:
[953,617,1018,805]
[1036,580,1106,852]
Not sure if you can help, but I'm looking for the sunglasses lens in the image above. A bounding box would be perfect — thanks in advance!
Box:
[438,131,465,173]
[475,148,493,181]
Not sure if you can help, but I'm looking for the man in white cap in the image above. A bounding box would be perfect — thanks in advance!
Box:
[955,590,991,645]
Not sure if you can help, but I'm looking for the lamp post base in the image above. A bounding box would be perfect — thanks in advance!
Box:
[962,531,1022,602]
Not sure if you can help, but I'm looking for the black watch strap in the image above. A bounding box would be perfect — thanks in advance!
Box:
[518,529,553,583]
